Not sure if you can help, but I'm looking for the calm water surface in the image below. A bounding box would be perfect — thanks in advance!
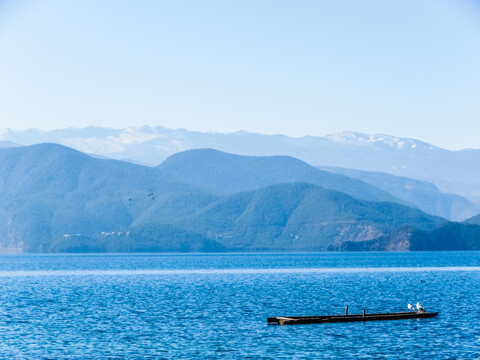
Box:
[0,252,479,359]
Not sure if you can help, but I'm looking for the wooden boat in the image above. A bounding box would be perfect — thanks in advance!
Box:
[268,310,438,325]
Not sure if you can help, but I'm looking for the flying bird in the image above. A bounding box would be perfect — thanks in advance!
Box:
[416,302,425,312]
[408,304,415,311]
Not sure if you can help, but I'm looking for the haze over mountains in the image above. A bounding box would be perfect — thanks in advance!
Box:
[318,166,480,222]
[0,142,478,253]
[161,149,480,221]
[1,126,479,203]
[159,149,403,203]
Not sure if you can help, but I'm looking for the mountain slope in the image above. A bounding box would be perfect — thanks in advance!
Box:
[3,126,480,201]
[159,149,409,205]
[0,141,20,149]
[174,183,444,251]
[464,214,480,225]
[0,143,477,253]
[319,166,480,221]
[336,222,480,251]
[0,144,218,252]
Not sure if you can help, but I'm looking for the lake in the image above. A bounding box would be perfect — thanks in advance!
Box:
[0,252,479,359]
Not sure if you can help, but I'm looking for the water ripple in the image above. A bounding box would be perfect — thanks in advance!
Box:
[0,254,479,359]
[0,266,479,277]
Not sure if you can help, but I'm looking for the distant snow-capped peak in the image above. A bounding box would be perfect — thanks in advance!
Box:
[325,131,436,151]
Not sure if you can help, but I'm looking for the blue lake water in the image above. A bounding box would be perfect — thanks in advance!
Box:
[0,252,479,359]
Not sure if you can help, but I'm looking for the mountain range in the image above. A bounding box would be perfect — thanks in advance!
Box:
[1,126,479,203]
[159,149,403,203]
[0,143,478,253]
[160,149,479,221]
[318,166,480,221]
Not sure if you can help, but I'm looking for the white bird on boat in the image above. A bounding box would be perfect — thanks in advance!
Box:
[416,302,425,312]
[408,303,415,311]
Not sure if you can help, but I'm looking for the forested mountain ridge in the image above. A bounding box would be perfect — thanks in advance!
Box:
[3,126,480,202]
[0,143,478,252]
[159,149,406,203]
[319,166,480,221]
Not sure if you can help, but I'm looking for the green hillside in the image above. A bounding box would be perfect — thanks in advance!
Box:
[0,144,218,252]
[335,222,480,251]
[0,144,477,253]
[409,222,480,251]
[159,149,408,204]
[175,183,444,251]
[319,166,480,221]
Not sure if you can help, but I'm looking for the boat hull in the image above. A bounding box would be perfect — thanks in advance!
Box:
[267,311,439,325]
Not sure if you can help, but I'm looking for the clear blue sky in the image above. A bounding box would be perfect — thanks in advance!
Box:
[1,0,479,149]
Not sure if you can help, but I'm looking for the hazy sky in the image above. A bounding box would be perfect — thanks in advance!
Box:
[1,0,479,149]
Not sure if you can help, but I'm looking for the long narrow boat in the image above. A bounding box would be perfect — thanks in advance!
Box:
[268,311,438,325]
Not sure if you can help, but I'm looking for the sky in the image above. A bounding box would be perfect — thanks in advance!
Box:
[0,0,479,150]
